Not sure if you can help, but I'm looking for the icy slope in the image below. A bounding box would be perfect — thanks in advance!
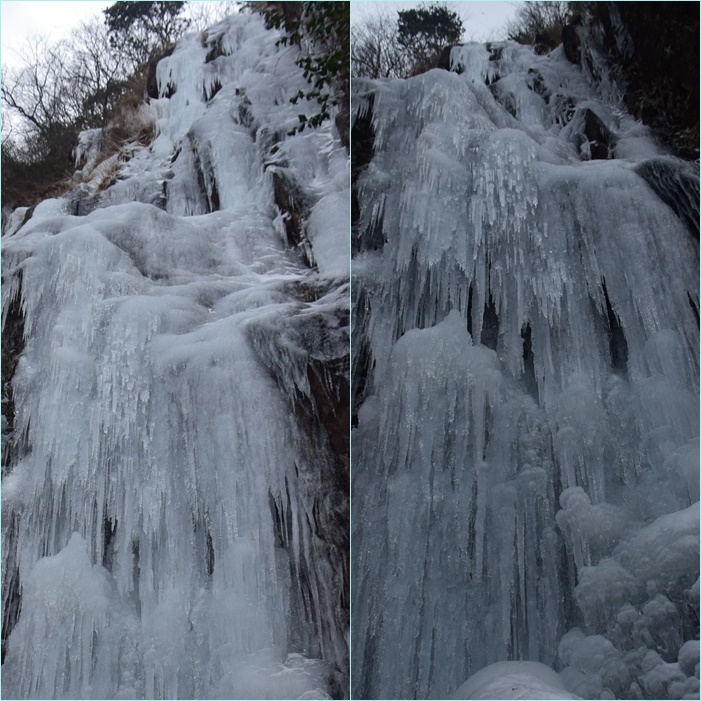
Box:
[351,41,698,700]
[2,12,348,700]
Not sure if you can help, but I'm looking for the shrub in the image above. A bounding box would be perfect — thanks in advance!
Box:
[259,1,349,134]
[507,1,572,50]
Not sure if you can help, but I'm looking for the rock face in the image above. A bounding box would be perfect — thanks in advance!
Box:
[561,22,581,64]
[635,158,700,241]
[582,107,614,159]
[1,273,26,475]
[574,2,699,159]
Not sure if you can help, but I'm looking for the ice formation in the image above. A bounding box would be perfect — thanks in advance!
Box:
[451,660,582,700]
[2,12,349,700]
[351,37,699,701]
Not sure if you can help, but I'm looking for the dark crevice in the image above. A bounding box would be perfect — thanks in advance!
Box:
[466,284,474,336]
[482,294,499,351]
[205,79,222,102]
[635,158,700,240]
[205,530,215,577]
[146,45,176,100]
[467,283,500,349]
[271,170,314,265]
[1,571,21,664]
[193,149,220,214]
[580,107,615,159]
[204,34,227,64]
[2,512,22,665]
[352,286,373,429]
[521,324,539,401]
[602,279,629,373]
[102,516,118,572]
[351,94,377,254]
[131,539,141,616]
[687,293,699,326]
[269,490,285,547]
[2,271,27,474]
[237,96,254,129]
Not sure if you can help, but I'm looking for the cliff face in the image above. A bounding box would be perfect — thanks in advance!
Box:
[2,12,349,700]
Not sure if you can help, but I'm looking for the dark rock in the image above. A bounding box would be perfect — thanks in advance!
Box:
[65,183,103,216]
[582,107,614,159]
[271,169,313,264]
[146,45,176,100]
[351,287,373,428]
[562,23,581,64]
[351,96,378,253]
[601,278,629,373]
[551,94,577,126]
[351,100,375,193]
[437,45,454,71]
[527,69,549,99]
[582,2,699,159]
[534,32,554,56]
[245,296,349,700]
[71,195,102,217]
[2,270,27,472]
[334,108,349,150]
[635,157,700,240]
[486,43,504,62]
[204,34,226,64]
[20,207,34,230]
[490,82,518,119]
[2,518,21,663]
[205,78,222,102]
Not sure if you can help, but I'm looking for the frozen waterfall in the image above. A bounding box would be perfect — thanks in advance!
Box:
[2,13,349,700]
[351,39,699,700]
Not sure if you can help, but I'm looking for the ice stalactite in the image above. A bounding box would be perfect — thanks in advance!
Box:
[352,37,698,701]
[2,12,348,700]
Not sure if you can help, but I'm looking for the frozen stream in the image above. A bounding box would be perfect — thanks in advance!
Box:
[351,37,699,701]
[2,13,349,700]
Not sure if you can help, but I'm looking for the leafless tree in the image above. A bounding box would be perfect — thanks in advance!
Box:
[67,20,129,127]
[1,36,79,159]
[351,12,411,79]
[507,1,571,47]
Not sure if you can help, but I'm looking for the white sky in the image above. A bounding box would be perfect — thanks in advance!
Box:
[351,2,522,42]
[1,1,523,69]
[0,1,239,69]
[2,1,111,65]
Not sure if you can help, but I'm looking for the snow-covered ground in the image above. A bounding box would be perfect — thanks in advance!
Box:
[351,36,699,701]
[2,12,348,700]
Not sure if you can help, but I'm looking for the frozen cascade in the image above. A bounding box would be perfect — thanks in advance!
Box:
[351,39,698,700]
[2,12,349,700]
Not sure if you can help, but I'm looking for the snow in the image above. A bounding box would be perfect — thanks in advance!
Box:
[352,34,698,701]
[451,661,582,700]
[2,11,348,700]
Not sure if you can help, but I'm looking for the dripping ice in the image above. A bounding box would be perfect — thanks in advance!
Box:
[2,12,349,700]
[352,36,698,701]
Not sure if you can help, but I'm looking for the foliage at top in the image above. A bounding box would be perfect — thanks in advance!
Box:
[103,1,190,68]
[397,3,463,70]
[507,1,572,48]
[352,2,463,79]
[261,1,349,134]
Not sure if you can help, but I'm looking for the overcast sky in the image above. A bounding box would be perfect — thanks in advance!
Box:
[352,2,521,42]
[2,1,110,64]
[1,1,521,68]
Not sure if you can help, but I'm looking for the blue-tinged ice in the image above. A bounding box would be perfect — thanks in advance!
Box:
[352,36,698,701]
[2,11,348,700]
